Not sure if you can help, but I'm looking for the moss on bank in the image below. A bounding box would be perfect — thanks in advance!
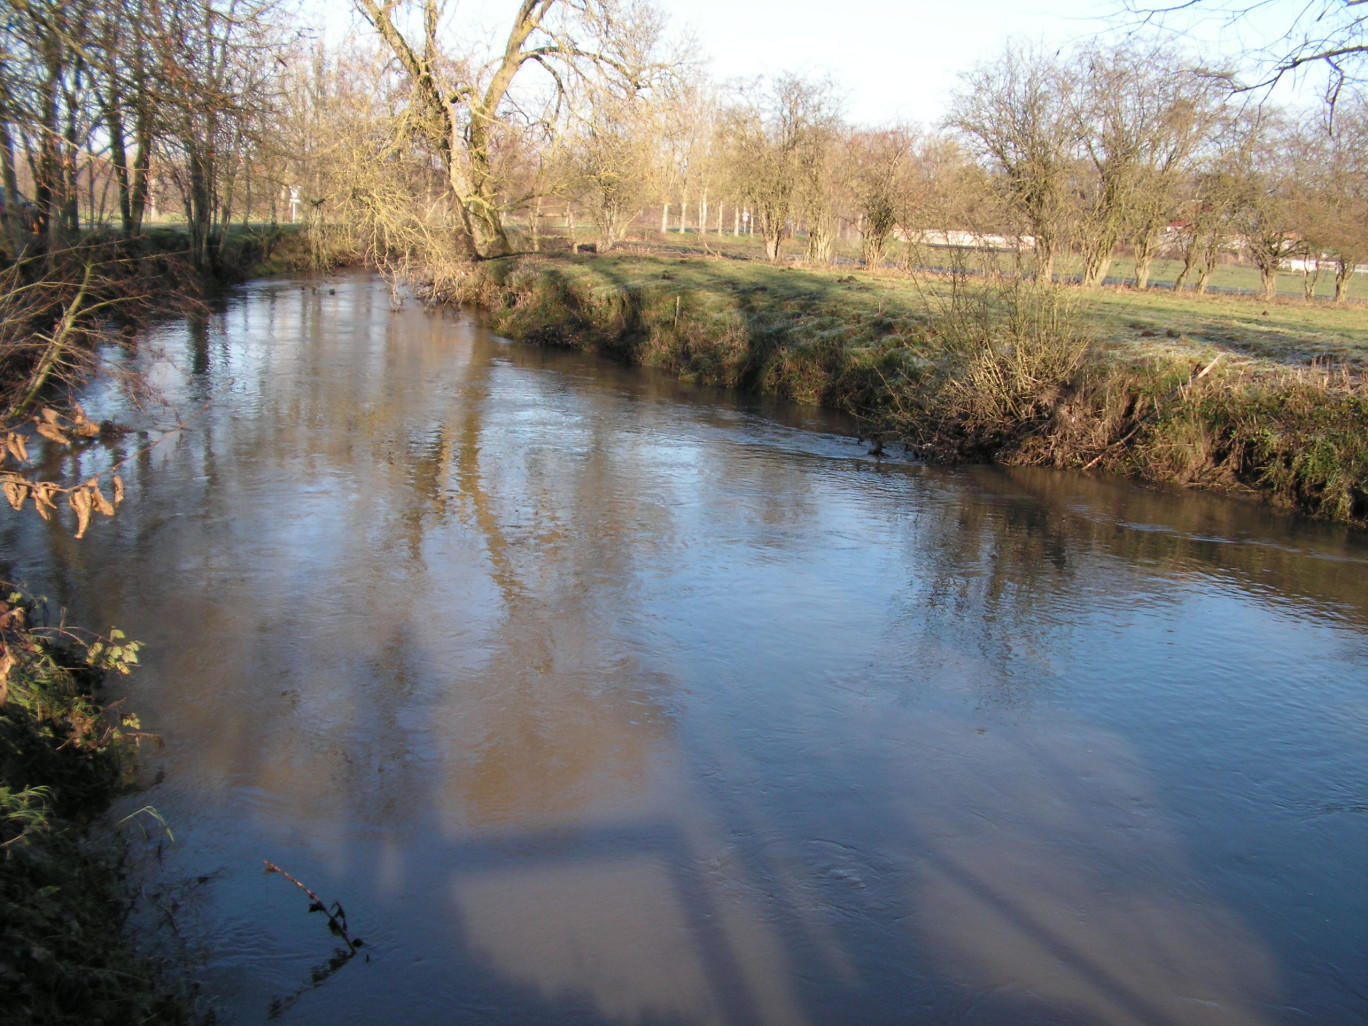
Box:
[0,597,181,1026]
[445,252,1368,527]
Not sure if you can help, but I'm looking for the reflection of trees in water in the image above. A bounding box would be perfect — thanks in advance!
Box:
[903,484,1101,706]
[900,462,1368,707]
[997,466,1368,626]
[434,326,687,833]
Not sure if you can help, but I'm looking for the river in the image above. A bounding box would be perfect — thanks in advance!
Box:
[3,272,1365,1025]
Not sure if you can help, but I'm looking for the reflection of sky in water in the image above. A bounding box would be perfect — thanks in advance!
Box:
[2,273,1364,1025]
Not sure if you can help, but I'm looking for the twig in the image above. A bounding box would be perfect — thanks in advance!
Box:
[262,860,363,951]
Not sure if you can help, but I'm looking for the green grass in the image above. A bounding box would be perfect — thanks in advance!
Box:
[489,235,1368,375]
[1078,287,1368,369]
[513,219,1368,303]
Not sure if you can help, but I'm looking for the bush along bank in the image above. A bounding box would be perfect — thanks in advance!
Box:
[0,593,182,1026]
[444,253,1368,527]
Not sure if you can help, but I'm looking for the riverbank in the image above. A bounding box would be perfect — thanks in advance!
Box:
[444,250,1368,526]
[0,594,180,1025]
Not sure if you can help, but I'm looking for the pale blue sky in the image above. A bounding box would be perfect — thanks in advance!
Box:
[652,0,1310,125]
[318,0,1314,125]
[663,0,1113,125]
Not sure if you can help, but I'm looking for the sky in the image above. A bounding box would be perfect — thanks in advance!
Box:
[648,0,1315,125]
[318,0,1318,125]
[659,0,1116,126]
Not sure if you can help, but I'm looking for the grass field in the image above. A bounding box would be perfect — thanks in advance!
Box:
[499,228,1368,374]
[532,220,1368,302]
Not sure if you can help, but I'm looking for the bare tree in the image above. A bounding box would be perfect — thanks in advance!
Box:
[355,0,672,260]
[794,101,845,265]
[1121,1,1368,106]
[1225,111,1299,299]
[947,43,1079,281]
[1071,42,1222,289]
[848,126,919,267]
[1171,160,1242,292]
[725,73,841,263]
[564,87,662,251]
[1309,95,1368,300]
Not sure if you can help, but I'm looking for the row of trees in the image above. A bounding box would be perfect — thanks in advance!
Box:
[1,0,1365,299]
[950,40,1368,299]
[277,5,1368,301]
[0,0,287,269]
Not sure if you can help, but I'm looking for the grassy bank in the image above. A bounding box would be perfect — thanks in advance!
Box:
[0,594,180,1025]
[445,249,1368,526]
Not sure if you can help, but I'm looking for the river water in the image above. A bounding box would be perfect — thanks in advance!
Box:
[3,273,1366,1025]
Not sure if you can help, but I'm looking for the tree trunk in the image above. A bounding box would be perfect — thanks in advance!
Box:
[1302,262,1320,301]
[806,219,834,264]
[1133,228,1162,290]
[1081,235,1114,289]
[1196,235,1221,293]
[1172,231,1199,291]
[105,92,134,234]
[33,49,65,251]
[0,120,15,202]
[1035,236,1055,283]
[1255,258,1278,300]
[1335,258,1353,303]
[127,110,152,234]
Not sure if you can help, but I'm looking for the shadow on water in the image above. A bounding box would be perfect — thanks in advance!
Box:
[1,272,1363,1025]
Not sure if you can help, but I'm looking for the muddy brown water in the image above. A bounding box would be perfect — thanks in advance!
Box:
[3,273,1366,1025]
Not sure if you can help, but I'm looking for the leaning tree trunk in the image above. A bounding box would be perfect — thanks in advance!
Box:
[1334,257,1355,303]
[1172,231,1199,292]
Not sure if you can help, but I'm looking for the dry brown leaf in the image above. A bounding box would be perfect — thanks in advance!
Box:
[35,421,70,446]
[112,475,124,507]
[4,432,27,464]
[32,482,58,521]
[69,487,93,539]
[39,407,60,425]
[90,479,115,517]
[3,479,28,511]
[0,646,12,709]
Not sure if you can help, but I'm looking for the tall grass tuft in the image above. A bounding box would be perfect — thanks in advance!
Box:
[882,275,1094,458]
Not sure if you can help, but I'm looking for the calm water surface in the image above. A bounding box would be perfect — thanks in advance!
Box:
[4,274,1366,1025]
